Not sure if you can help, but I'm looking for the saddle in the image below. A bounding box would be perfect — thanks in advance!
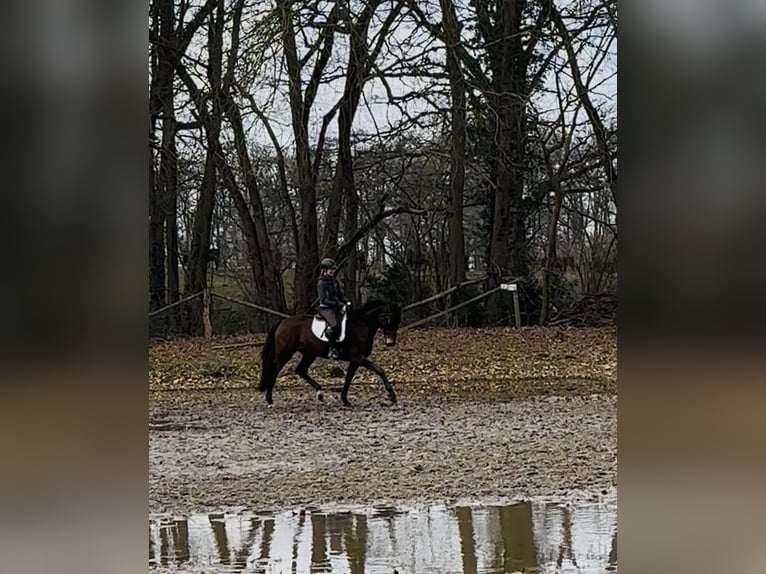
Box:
[311,306,348,342]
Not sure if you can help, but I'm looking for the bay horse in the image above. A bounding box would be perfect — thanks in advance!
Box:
[258,299,402,406]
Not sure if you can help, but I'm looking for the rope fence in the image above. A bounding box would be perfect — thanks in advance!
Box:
[149,276,521,337]
[148,291,203,318]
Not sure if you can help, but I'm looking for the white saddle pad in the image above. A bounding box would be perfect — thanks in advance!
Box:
[311,312,347,342]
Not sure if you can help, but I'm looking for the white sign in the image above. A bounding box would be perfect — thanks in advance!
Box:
[500,283,517,291]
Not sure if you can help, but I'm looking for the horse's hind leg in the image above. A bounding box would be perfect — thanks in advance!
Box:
[266,348,297,406]
[294,353,324,400]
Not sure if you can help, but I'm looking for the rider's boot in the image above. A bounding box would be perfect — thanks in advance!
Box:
[326,327,339,359]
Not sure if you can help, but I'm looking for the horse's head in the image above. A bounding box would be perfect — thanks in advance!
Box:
[377,302,402,346]
[359,299,403,346]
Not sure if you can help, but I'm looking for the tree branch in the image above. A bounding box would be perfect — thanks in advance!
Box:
[241,89,300,257]
[335,206,427,265]
[179,0,217,54]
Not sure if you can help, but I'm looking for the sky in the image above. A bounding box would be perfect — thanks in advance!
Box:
[176,0,617,152]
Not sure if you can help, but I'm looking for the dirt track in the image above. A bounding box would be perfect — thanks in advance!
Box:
[150,391,615,514]
[149,327,617,513]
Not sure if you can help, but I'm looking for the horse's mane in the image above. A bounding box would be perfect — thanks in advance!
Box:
[350,299,388,320]
[347,299,402,327]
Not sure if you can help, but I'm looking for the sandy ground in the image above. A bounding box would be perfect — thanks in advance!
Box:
[149,383,616,514]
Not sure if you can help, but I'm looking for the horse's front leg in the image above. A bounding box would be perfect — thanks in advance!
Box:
[341,362,360,407]
[360,358,397,404]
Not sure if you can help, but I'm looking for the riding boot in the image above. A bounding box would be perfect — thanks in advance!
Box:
[326,327,339,359]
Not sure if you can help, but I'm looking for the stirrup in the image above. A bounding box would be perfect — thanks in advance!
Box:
[328,346,339,359]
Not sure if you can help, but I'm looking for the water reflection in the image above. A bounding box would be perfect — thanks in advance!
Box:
[149,498,617,573]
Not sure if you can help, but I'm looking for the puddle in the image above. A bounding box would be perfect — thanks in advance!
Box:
[150,497,616,573]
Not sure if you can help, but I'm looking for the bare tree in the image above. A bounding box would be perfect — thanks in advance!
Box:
[439,0,467,286]
[149,0,216,311]
[181,0,225,334]
[320,0,407,302]
[537,72,584,324]
[278,0,341,312]
[220,0,286,313]
[148,0,617,334]
[545,0,617,202]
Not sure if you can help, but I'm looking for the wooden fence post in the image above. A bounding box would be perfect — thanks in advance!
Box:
[512,289,521,328]
[202,288,213,338]
[500,283,522,328]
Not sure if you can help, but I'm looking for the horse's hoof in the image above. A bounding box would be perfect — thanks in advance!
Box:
[316,391,324,401]
[267,403,274,409]
[342,399,352,408]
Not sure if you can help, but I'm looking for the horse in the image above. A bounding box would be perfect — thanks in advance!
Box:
[258,299,402,407]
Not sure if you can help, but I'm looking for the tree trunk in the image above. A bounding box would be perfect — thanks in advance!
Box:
[321,0,406,302]
[148,0,175,311]
[324,2,384,304]
[149,8,162,312]
[488,115,528,278]
[321,173,344,259]
[223,95,286,313]
[487,0,529,284]
[161,94,180,325]
[280,0,326,313]
[343,182,360,303]
[149,155,165,311]
[149,0,216,317]
[184,0,224,334]
[440,0,467,286]
[336,29,365,305]
[540,176,563,324]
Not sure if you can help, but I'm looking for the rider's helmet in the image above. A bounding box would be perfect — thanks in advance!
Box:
[320,257,337,269]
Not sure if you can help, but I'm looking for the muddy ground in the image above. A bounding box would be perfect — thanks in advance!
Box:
[149,327,617,514]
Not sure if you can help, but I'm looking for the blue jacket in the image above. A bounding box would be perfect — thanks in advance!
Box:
[318,276,346,309]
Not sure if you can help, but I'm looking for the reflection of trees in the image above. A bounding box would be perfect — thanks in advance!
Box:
[500,502,538,572]
[532,502,566,572]
[532,501,618,573]
[226,515,259,567]
[389,504,463,572]
[187,515,218,567]
[208,513,260,567]
[346,515,368,574]
[326,512,350,554]
[570,503,617,572]
[257,517,274,570]
[149,499,617,572]
[322,512,368,573]
[161,518,189,566]
[563,505,573,565]
[149,521,160,566]
[456,506,477,574]
[210,513,228,565]
[469,507,503,570]
[311,512,328,567]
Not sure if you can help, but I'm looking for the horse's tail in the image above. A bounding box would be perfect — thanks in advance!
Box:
[259,321,281,392]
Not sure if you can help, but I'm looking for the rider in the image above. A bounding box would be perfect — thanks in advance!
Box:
[317,257,348,359]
